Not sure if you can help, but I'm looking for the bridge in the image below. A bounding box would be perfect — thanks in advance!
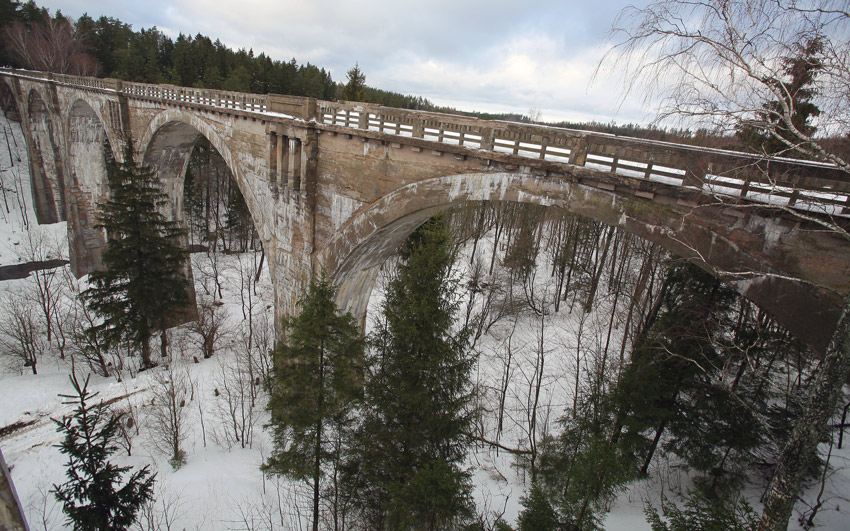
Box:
[1,68,848,353]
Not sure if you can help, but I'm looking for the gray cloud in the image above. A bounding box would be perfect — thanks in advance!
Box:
[40,0,653,123]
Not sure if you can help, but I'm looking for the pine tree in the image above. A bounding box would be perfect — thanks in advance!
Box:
[264,273,363,531]
[345,215,476,529]
[517,482,559,531]
[341,63,367,102]
[645,488,759,531]
[82,143,190,369]
[52,374,155,531]
[737,38,823,155]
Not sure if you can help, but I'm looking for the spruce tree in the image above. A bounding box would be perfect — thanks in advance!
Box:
[517,482,559,531]
[737,38,823,155]
[264,273,363,531]
[82,143,190,369]
[52,374,155,531]
[345,215,476,529]
[341,63,367,102]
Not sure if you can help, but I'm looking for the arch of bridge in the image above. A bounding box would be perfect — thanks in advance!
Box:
[0,78,19,120]
[65,98,112,192]
[320,171,844,354]
[25,88,64,223]
[137,108,266,237]
[66,97,122,163]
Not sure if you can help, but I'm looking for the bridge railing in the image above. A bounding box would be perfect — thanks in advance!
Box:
[121,81,269,113]
[318,100,850,216]
[2,68,846,216]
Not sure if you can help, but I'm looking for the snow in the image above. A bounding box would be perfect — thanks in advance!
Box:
[1,109,849,530]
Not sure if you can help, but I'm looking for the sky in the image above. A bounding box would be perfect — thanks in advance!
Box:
[36,0,654,125]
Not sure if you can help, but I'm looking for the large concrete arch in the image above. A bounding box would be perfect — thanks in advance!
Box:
[320,171,846,353]
[66,98,113,275]
[65,96,124,166]
[26,88,64,224]
[138,109,266,238]
[0,78,20,121]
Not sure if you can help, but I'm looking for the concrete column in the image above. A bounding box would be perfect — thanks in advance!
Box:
[276,134,286,186]
[268,133,278,182]
[288,138,302,190]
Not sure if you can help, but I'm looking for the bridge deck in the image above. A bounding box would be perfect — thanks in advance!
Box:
[2,67,847,218]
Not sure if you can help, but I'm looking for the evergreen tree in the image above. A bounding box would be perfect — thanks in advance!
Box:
[341,63,367,102]
[264,273,363,531]
[82,143,190,369]
[737,38,823,155]
[52,374,155,531]
[345,215,476,529]
[517,482,559,531]
[645,488,759,531]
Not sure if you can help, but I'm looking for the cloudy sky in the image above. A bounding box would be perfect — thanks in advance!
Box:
[37,0,653,124]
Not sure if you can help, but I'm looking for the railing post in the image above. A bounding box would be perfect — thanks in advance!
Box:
[104,78,123,92]
[480,128,494,150]
[682,158,709,188]
[570,136,588,166]
[413,120,425,139]
[358,109,369,130]
[305,98,317,121]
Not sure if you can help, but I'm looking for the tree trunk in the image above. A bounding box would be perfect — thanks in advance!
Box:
[759,293,850,531]
[314,343,325,531]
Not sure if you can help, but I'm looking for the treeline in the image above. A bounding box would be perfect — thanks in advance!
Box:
[0,0,758,146]
[0,0,431,108]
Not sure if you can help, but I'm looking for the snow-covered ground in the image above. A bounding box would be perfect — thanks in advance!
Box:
[1,109,848,530]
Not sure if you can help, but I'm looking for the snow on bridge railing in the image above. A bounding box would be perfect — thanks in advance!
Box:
[2,68,846,217]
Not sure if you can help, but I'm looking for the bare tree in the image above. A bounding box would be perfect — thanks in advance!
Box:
[15,227,66,344]
[59,267,114,377]
[186,295,229,360]
[605,2,850,528]
[213,351,257,450]
[3,17,100,76]
[149,365,191,468]
[0,289,47,374]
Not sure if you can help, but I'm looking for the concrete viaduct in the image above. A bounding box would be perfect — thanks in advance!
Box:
[1,68,849,354]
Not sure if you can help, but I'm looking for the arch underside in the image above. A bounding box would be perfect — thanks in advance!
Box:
[325,172,847,355]
[140,112,265,239]
[27,89,64,224]
[65,99,113,276]
[141,118,269,325]
[0,79,20,121]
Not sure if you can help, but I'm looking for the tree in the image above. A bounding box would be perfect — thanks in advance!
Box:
[517,482,559,531]
[263,273,363,531]
[52,374,155,530]
[606,2,850,529]
[341,62,367,102]
[0,288,46,374]
[82,144,190,369]
[3,13,100,75]
[345,215,476,529]
[737,38,824,155]
[645,489,759,531]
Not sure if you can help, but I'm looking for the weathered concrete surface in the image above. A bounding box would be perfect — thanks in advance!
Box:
[1,70,848,354]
